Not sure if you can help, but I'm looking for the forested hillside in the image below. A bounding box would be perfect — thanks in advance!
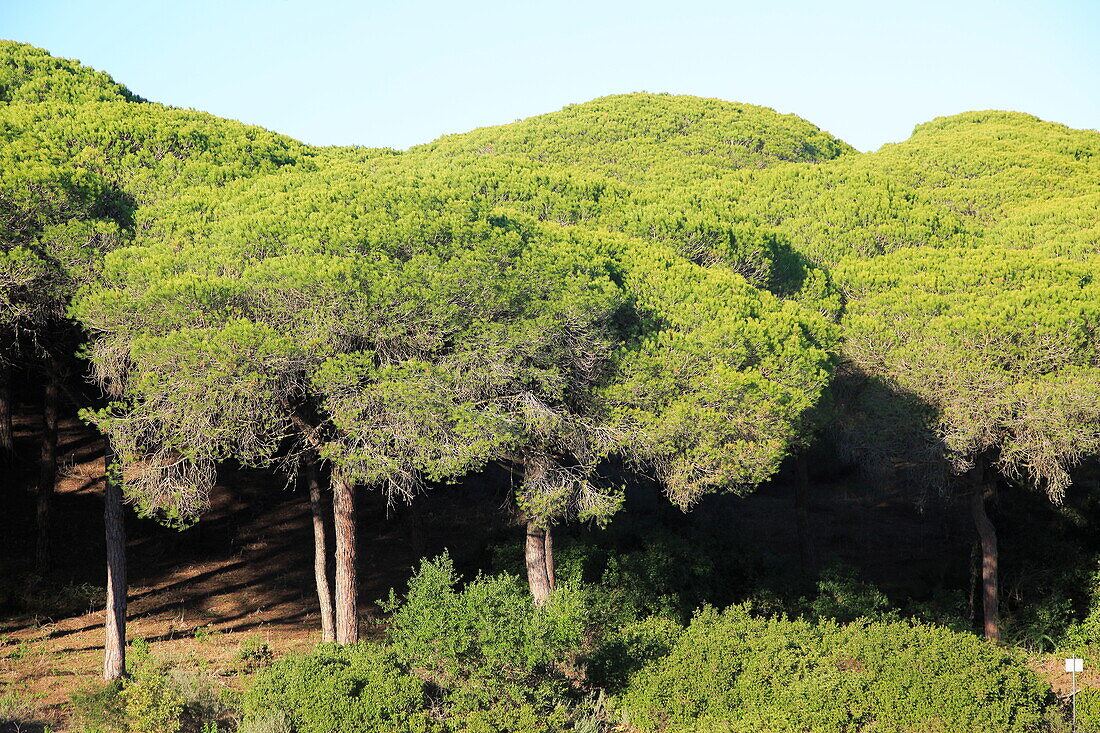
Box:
[1,41,1098,733]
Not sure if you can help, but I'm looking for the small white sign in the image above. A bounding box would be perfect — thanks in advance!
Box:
[1066,658,1084,673]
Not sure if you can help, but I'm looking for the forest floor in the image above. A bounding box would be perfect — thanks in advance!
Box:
[0,403,1087,730]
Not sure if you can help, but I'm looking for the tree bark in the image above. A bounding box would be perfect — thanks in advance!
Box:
[35,364,60,571]
[0,360,13,457]
[307,459,336,644]
[103,439,126,680]
[970,461,1000,643]
[332,468,359,644]
[525,520,552,605]
[544,525,555,591]
[793,455,818,577]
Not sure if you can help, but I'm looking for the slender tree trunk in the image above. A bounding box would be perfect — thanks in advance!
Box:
[544,525,555,591]
[35,364,60,571]
[970,462,1000,643]
[332,469,358,644]
[525,520,552,605]
[0,361,14,457]
[103,440,126,680]
[307,459,336,644]
[793,455,818,577]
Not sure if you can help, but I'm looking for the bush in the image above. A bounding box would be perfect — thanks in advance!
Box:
[123,648,185,733]
[588,616,682,693]
[383,554,589,732]
[237,710,293,733]
[618,605,1054,733]
[68,680,126,732]
[488,517,764,626]
[235,636,275,672]
[69,642,236,733]
[804,564,895,624]
[241,643,432,733]
[1074,687,1100,733]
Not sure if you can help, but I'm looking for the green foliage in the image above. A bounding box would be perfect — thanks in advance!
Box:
[587,616,683,694]
[383,554,587,731]
[235,636,274,672]
[412,93,854,186]
[236,711,293,733]
[75,149,831,526]
[0,41,142,105]
[619,606,1054,733]
[805,564,896,624]
[489,516,772,626]
[122,649,185,733]
[706,108,1100,500]
[1073,687,1100,733]
[68,680,126,732]
[67,642,236,733]
[242,643,432,733]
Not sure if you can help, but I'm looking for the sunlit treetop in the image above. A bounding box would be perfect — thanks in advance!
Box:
[0,101,314,209]
[706,110,1100,266]
[410,93,855,186]
[0,40,143,105]
[71,156,835,522]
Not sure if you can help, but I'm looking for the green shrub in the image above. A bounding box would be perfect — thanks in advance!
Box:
[383,554,588,732]
[1074,686,1100,733]
[241,643,432,733]
[619,605,1054,733]
[70,642,236,733]
[123,647,185,733]
[235,636,274,672]
[804,564,895,624]
[68,680,126,732]
[488,518,764,626]
[588,616,682,693]
[170,667,237,732]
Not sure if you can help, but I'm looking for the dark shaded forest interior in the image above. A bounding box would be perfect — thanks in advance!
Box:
[4,366,1099,724]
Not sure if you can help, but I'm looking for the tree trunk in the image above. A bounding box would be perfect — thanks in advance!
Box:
[525,520,552,605]
[103,440,126,680]
[35,364,60,571]
[544,525,555,591]
[332,469,358,644]
[307,459,336,644]
[793,455,818,577]
[970,462,1000,643]
[0,361,13,457]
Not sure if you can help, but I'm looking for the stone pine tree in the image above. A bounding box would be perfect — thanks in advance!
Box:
[836,246,1100,641]
[73,165,639,638]
[695,109,1100,642]
[487,228,835,604]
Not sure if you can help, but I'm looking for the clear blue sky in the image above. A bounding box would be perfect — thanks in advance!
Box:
[4,0,1098,152]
